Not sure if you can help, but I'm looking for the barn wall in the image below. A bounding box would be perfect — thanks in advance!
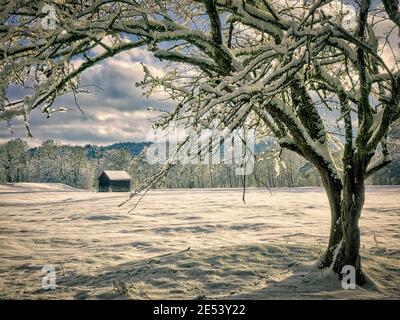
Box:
[98,175,110,192]
[110,180,131,192]
[97,172,131,192]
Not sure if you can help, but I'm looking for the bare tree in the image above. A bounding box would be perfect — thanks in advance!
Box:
[1,0,399,284]
[0,138,28,182]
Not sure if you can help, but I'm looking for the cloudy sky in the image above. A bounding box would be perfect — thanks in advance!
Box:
[0,48,174,146]
[1,0,398,147]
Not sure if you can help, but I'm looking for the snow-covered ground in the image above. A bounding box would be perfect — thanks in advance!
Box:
[0,183,399,299]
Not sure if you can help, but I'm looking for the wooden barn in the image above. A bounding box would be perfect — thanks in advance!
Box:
[98,170,132,192]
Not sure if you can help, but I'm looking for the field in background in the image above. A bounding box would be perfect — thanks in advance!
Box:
[0,184,399,299]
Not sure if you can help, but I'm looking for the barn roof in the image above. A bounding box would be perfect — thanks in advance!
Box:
[100,170,132,181]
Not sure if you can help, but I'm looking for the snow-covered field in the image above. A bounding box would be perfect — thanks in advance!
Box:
[0,183,399,299]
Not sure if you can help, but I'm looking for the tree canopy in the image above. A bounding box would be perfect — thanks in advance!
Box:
[1,0,399,180]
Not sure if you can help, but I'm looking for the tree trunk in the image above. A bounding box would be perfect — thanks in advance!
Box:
[332,169,366,285]
[319,167,367,285]
[318,171,343,268]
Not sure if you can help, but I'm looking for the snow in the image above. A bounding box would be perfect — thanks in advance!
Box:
[101,171,132,181]
[0,184,399,299]
[0,183,80,193]
[367,110,385,145]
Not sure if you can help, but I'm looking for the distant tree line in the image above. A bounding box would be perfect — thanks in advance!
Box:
[0,139,325,189]
[0,140,139,189]
[1,128,399,190]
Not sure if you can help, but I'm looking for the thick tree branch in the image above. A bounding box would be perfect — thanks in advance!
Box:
[382,0,400,29]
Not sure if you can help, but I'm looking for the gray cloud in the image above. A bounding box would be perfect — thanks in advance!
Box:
[1,49,174,146]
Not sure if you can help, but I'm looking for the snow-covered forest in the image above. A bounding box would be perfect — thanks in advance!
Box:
[1,127,399,189]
